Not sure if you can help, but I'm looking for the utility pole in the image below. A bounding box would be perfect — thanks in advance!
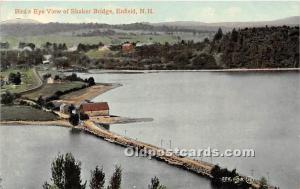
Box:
[169,140,172,149]
[160,139,163,148]
[267,172,270,183]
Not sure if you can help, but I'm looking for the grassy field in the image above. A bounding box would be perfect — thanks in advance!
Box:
[1,34,179,48]
[24,81,86,100]
[85,49,113,59]
[0,105,57,121]
[0,68,40,94]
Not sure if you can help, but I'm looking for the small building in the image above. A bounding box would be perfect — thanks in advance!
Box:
[43,60,50,64]
[60,103,71,114]
[22,46,33,52]
[47,77,62,84]
[0,42,9,49]
[98,45,111,52]
[43,55,52,64]
[79,102,109,116]
[68,45,78,52]
[122,43,134,53]
[47,77,54,84]
[51,100,63,110]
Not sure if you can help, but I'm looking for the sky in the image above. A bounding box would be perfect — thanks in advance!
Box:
[0,1,299,24]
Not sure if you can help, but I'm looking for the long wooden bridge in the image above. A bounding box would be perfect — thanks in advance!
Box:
[82,120,273,189]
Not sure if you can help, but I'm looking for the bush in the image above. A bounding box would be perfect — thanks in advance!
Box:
[69,113,79,126]
[43,73,51,79]
[8,72,21,85]
[79,113,89,120]
[87,77,95,86]
[64,73,84,82]
[1,92,15,105]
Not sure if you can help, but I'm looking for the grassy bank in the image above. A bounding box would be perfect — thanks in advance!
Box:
[24,81,86,100]
[60,84,116,105]
[0,105,57,121]
[0,68,40,94]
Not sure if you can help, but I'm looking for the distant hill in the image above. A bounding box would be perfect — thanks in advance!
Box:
[0,18,41,25]
[0,16,298,36]
[208,16,300,28]
[152,16,300,31]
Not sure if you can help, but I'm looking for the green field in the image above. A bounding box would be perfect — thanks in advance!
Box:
[0,105,57,121]
[85,49,113,59]
[24,81,86,100]
[0,68,40,94]
[1,34,178,48]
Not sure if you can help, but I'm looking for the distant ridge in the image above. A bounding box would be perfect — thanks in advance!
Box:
[152,16,300,29]
[0,16,298,36]
[0,18,41,24]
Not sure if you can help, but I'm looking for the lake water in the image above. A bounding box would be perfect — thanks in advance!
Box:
[90,71,300,189]
[1,71,299,189]
[0,126,212,189]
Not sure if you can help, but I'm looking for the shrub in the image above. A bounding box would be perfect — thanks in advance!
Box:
[1,92,15,105]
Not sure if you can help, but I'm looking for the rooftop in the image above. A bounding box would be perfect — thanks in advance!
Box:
[80,102,109,111]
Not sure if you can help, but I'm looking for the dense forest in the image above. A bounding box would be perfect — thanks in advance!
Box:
[116,26,299,69]
[211,26,299,68]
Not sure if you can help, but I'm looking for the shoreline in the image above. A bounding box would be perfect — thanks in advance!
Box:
[88,67,300,74]
[0,120,72,127]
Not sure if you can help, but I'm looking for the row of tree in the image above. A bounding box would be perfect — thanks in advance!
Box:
[43,153,166,189]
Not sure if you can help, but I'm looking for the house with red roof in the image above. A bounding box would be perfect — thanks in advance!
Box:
[79,102,109,116]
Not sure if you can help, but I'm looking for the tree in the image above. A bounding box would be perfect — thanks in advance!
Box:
[107,165,122,189]
[192,53,218,69]
[1,92,15,104]
[231,28,239,42]
[54,75,60,80]
[8,72,21,85]
[44,153,86,189]
[68,104,76,114]
[90,166,105,189]
[87,77,95,86]
[80,112,89,120]
[259,177,268,189]
[69,113,79,126]
[45,102,55,110]
[65,73,79,81]
[37,96,46,107]
[214,28,223,41]
[148,176,166,189]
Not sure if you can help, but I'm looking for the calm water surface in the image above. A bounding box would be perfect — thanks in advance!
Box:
[0,126,212,189]
[90,71,299,189]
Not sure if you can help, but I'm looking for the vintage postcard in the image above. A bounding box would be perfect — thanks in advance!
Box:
[0,1,299,189]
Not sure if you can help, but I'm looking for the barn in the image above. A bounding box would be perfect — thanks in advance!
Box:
[122,43,134,53]
[79,102,109,116]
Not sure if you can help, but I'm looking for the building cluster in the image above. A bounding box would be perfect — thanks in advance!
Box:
[57,101,110,117]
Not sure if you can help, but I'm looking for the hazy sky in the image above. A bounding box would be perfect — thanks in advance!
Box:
[0,1,299,24]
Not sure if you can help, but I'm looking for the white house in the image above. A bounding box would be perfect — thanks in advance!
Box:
[47,77,54,84]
